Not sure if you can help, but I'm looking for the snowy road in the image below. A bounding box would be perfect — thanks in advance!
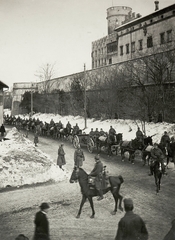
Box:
[0,129,175,240]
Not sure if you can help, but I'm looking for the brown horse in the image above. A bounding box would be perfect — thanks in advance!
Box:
[69,167,124,218]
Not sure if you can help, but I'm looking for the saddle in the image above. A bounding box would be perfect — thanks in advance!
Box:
[88,170,110,190]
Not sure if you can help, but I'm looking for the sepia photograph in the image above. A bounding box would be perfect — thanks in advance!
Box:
[0,0,175,239]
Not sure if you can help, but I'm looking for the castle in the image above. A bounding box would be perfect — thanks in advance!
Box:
[11,1,175,116]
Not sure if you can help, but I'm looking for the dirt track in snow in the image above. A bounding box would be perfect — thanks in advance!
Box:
[0,129,175,240]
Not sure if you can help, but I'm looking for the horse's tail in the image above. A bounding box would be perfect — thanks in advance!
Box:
[118,175,124,184]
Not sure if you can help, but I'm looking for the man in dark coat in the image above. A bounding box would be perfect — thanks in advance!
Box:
[149,143,166,175]
[74,145,85,167]
[136,127,144,143]
[160,131,170,148]
[34,202,50,240]
[114,198,148,240]
[163,219,175,240]
[57,143,66,170]
[0,124,6,137]
[89,155,104,201]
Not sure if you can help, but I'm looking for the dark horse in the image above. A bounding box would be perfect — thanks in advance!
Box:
[158,140,175,167]
[120,136,153,163]
[69,167,124,218]
[153,160,163,194]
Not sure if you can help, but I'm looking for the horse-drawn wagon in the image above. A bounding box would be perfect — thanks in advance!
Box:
[72,133,93,151]
[87,133,123,155]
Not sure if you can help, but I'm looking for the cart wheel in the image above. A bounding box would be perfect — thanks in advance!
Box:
[87,138,94,153]
[73,135,79,148]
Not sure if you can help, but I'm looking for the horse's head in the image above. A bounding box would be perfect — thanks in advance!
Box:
[69,167,88,183]
[144,136,153,146]
[69,167,80,183]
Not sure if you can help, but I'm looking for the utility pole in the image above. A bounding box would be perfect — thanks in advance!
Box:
[84,64,87,129]
[31,83,33,117]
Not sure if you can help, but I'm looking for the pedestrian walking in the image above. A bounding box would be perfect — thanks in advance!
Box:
[57,143,66,170]
[33,202,50,240]
[74,144,85,167]
[34,131,39,147]
[0,124,6,137]
[114,198,148,240]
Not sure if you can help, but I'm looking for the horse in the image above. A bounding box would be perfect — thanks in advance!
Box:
[59,127,72,140]
[69,167,124,218]
[153,160,163,194]
[120,136,153,164]
[97,133,123,155]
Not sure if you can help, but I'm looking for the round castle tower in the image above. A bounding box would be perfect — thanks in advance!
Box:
[107,6,132,34]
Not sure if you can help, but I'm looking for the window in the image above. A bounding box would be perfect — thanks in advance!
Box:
[160,32,165,44]
[120,46,123,55]
[139,39,143,50]
[126,44,129,54]
[109,58,112,64]
[147,36,153,48]
[131,42,135,52]
[167,30,172,42]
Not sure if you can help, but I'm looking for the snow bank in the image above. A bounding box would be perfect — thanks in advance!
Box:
[0,128,69,189]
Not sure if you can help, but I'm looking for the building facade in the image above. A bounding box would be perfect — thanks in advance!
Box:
[0,81,8,125]
[91,2,175,68]
[12,82,37,115]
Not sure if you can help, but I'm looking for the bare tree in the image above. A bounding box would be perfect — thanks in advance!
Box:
[35,63,56,93]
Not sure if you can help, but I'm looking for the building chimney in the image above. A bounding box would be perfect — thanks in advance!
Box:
[154,1,159,11]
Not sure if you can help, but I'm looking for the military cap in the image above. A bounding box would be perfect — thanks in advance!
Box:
[124,198,133,207]
[94,155,100,160]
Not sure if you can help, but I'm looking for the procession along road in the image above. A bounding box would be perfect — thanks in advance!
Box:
[0,128,175,240]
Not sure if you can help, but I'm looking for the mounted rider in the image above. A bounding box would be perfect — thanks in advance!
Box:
[99,128,106,136]
[89,128,94,138]
[136,127,144,143]
[109,126,116,136]
[66,121,72,133]
[149,143,166,176]
[89,155,104,201]
[160,131,170,149]
[73,123,80,135]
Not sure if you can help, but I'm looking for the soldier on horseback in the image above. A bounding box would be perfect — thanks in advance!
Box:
[109,126,116,136]
[160,131,170,150]
[136,127,144,143]
[149,143,167,176]
[89,155,104,201]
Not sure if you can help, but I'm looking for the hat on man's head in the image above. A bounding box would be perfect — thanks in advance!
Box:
[94,155,100,160]
[124,198,133,207]
[40,202,50,210]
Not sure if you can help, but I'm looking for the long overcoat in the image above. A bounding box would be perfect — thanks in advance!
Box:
[57,146,66,166]
[74,148,85,167]
[33,211,50,240]
[115,211,148,240]
[90,160,103,190]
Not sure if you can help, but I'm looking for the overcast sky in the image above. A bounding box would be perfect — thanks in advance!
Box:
[0,0,174,88]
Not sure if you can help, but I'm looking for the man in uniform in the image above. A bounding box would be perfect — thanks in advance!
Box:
[136,127,144,143]
[114,198,148,240]
[149,143,166,176]
[89,155,104,201]
[89,128,94,138]
[160,131,170,148]
[109,126,116,136]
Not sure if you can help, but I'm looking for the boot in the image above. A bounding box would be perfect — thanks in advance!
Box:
[97,189,103,201]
